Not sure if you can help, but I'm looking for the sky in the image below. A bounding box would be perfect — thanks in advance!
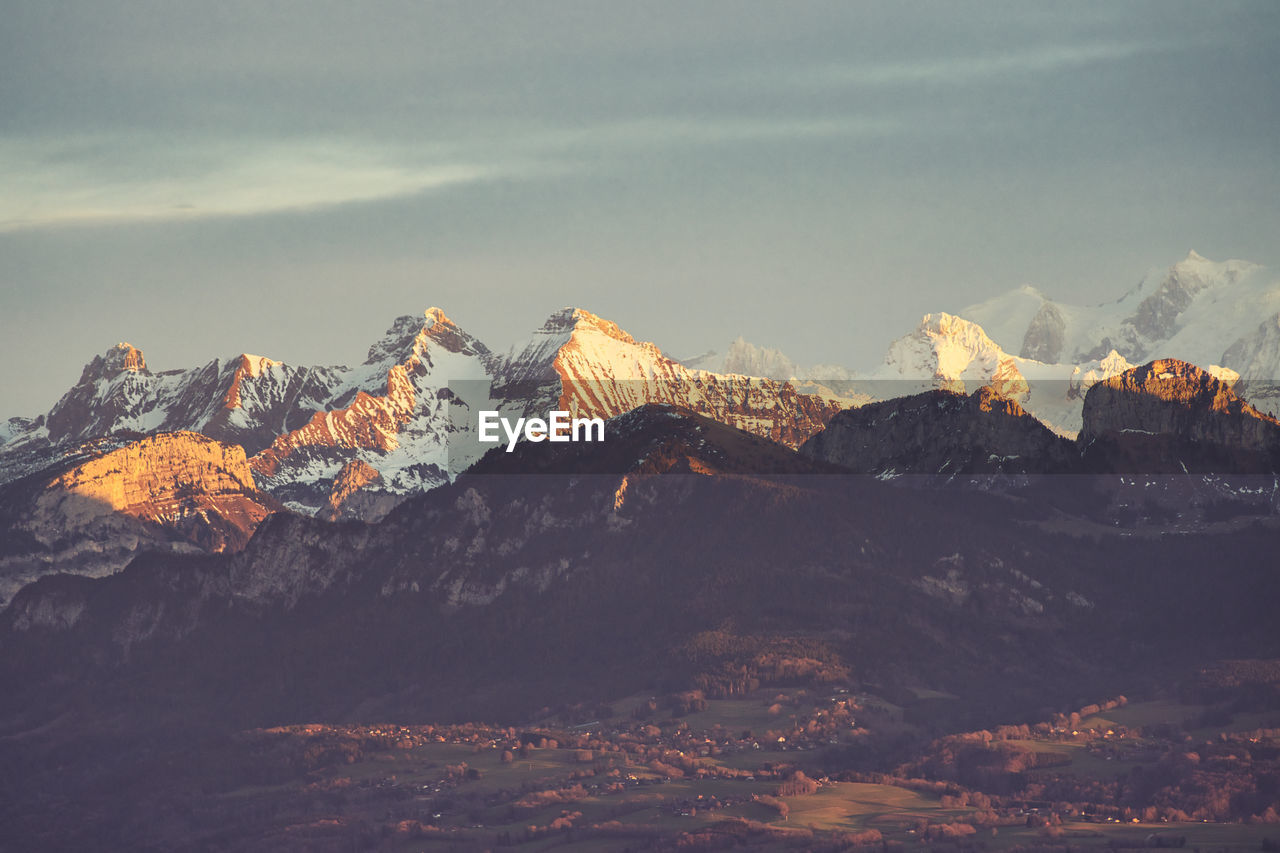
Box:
[3,0,1279,418]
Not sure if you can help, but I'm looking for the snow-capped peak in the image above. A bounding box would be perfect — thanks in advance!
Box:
[549,308,664,379]
[961,251,1271,366]
[905,313,1013,381]
[1163,249,1257,295]
[540,307,638,343]
[723,337,800,381]
[874,312,1043,418]
[501,308,638,386]
[1068,350,1135,399]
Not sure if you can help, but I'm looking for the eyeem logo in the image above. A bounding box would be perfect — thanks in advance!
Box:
[478,411,605,453]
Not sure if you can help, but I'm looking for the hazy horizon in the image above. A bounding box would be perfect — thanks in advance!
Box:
[4,1,1278,418]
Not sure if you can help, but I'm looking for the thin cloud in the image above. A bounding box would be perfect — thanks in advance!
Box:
[775,40,1177,91]
[0,137,506,231]
[521,114,903,153]
[0,113,900,232]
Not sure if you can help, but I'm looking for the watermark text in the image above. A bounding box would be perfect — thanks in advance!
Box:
[478,411,605,452]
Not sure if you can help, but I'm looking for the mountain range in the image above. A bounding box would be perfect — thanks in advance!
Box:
[3,252,1280,850]
[1,308,851,517]
[1,252,1278,607]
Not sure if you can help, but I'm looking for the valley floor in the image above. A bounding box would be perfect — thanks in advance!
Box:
[4,679,1278,852]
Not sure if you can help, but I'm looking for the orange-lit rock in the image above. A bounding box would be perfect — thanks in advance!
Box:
[0,432,278,605]
[1080,358,1280,452]
[321,459,399,522]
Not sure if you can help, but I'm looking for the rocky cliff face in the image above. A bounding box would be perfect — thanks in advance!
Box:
[320,459,398,522]
[1079,359,1280,472]
[1020,301,1067,363]
[799,386,1076,476]
[0,432,276,606]
[169,354,348,454]
[1080,359,1280,447]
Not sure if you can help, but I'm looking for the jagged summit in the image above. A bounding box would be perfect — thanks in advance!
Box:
[1081,358,1279,441]
[45,343,158,444]
[234,353,276,373]
[919,312,1001,344]
[533,307,637,342]
[364,308,491,365]
[499,307,649,387]
[723,337,799,380]
[82,343,147,381]
[107,342,146,371]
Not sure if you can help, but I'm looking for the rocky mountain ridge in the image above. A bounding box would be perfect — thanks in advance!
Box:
[1,254,1276,608]
[801,359,1280,479]
[1,308,854,521]
[799,385,1077,477]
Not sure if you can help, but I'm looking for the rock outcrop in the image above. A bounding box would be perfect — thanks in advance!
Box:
[0,432,277,605]
[1020,301,1067,364]
[799,385,1076,476]
[36,432,259,522]
[1079,359,1280,472]
[321,459,398,522]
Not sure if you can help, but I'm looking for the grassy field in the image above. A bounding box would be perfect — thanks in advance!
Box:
[1078,699,1200,732]
[775,782,957,830]
[1078,699,1280,741]
[1008,737,1133,779]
